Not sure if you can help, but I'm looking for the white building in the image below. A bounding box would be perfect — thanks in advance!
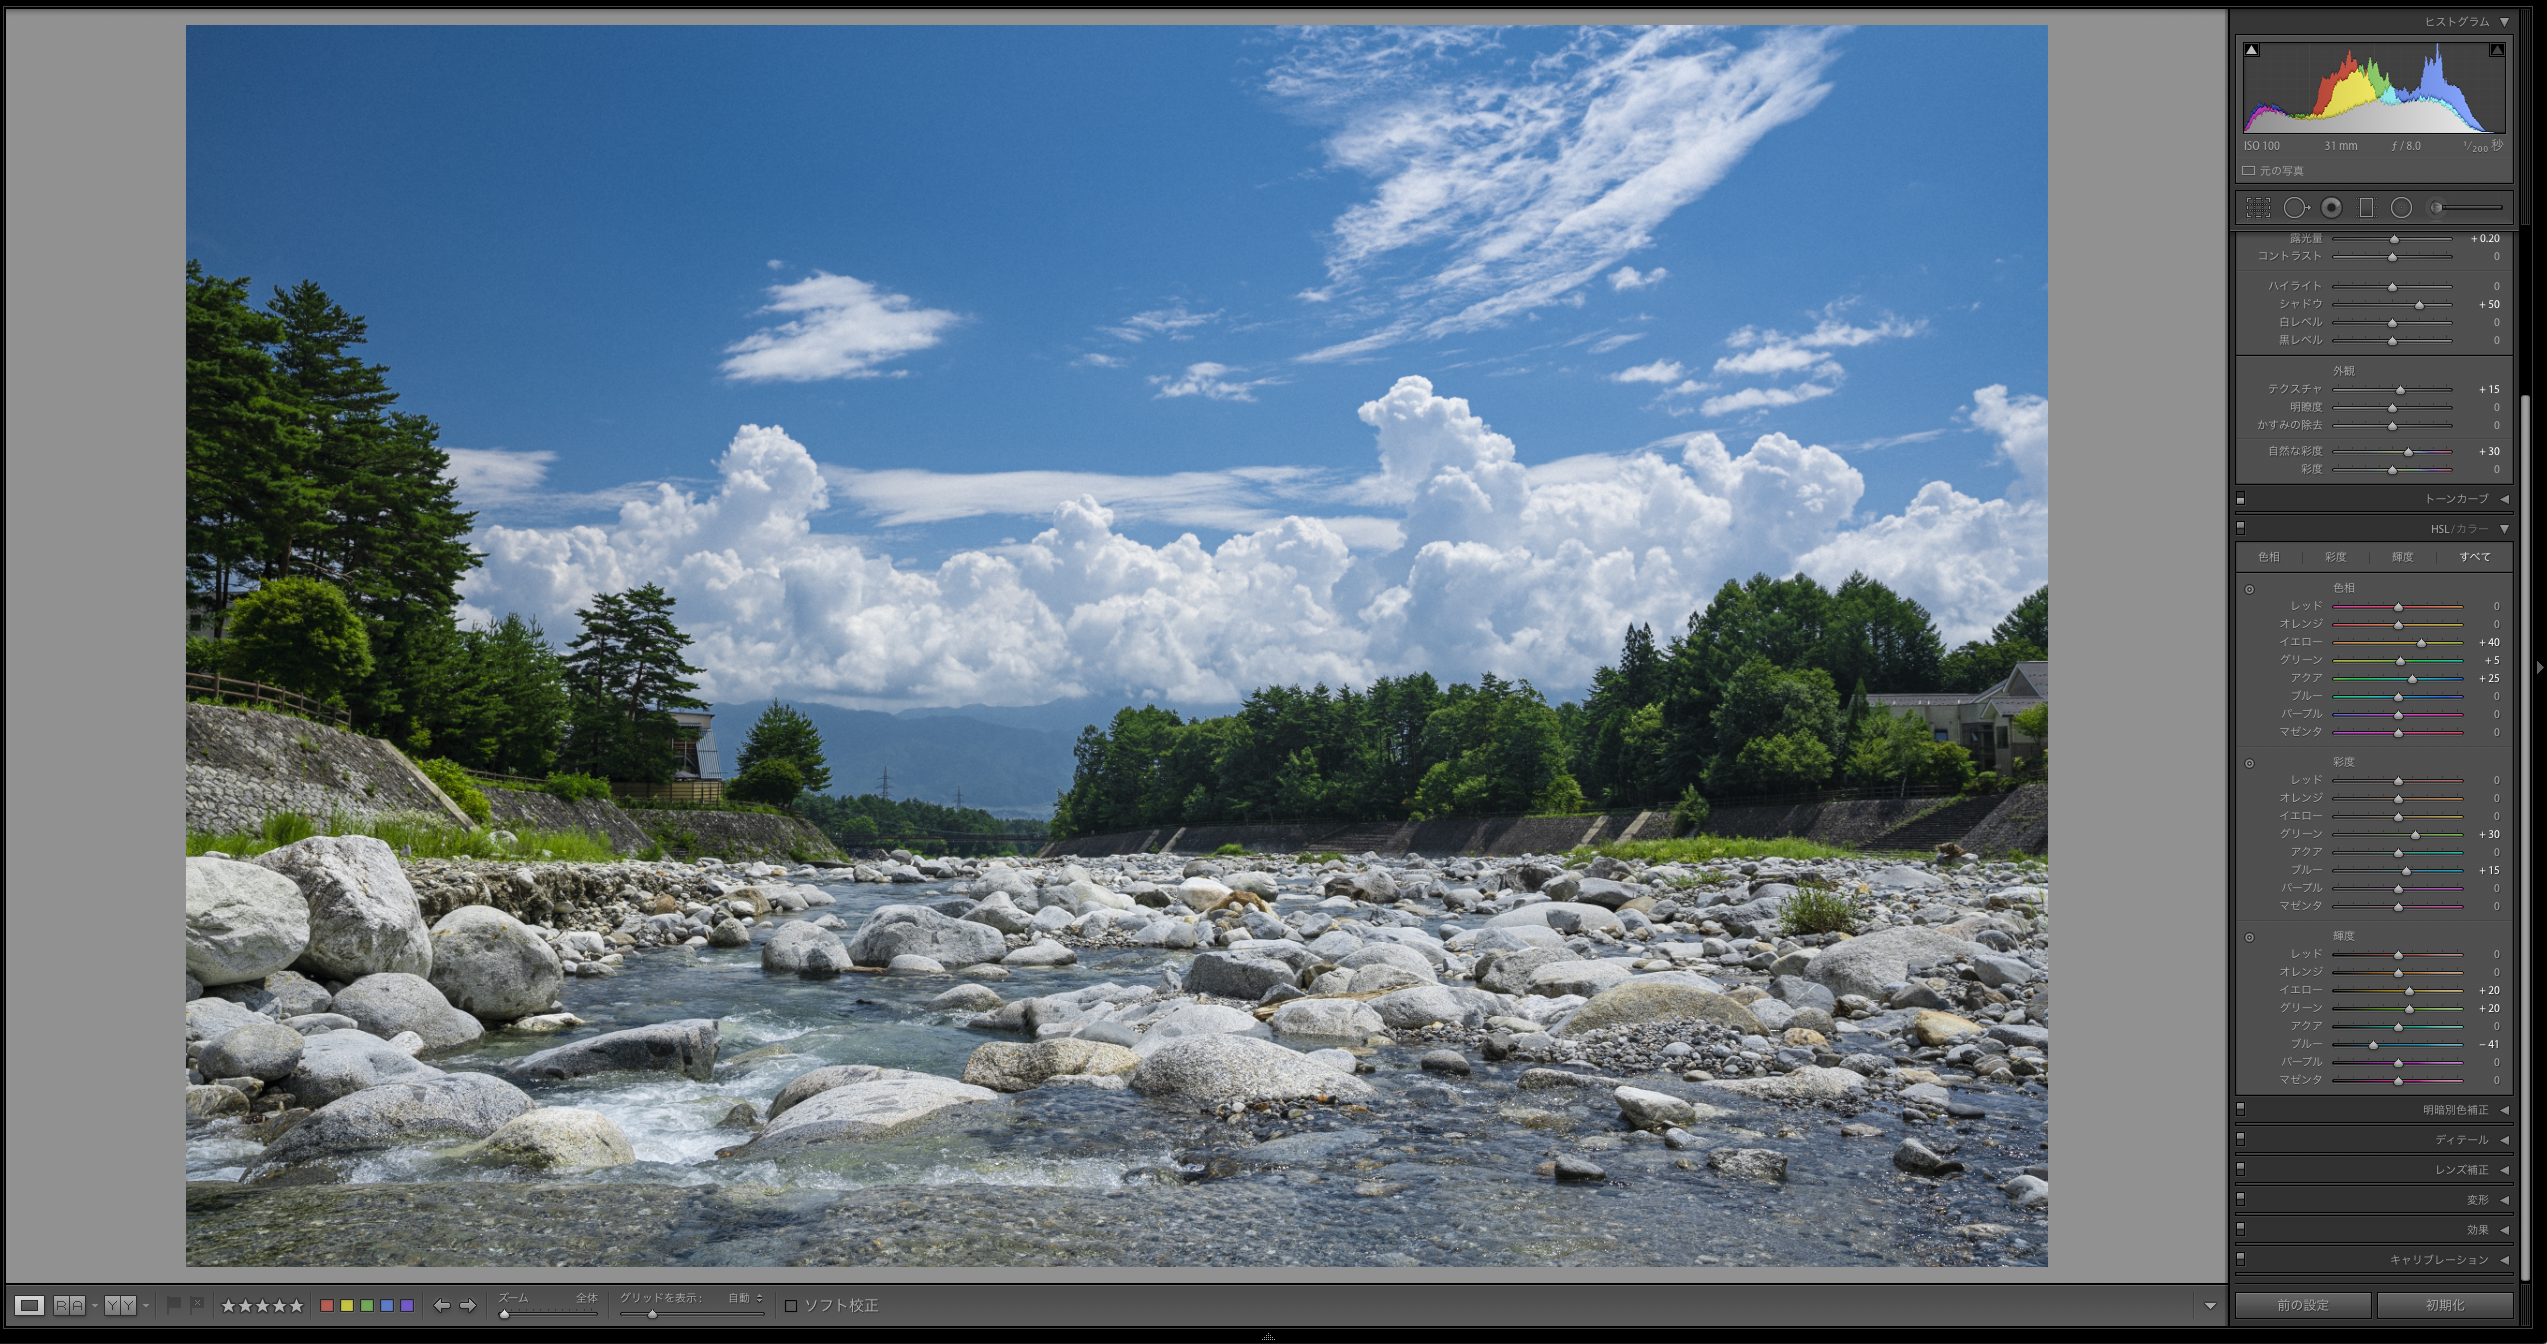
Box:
[670,710,723,780]
[1865,661,2047,773]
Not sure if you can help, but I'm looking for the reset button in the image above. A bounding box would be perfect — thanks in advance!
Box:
[2377,1293,2513,1318]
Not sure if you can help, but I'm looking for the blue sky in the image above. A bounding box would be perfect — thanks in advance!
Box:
[189,23,2048,710]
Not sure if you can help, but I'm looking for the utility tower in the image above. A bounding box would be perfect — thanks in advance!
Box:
[877,765,891,802]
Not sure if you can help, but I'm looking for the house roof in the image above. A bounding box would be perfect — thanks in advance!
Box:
[1865,660,2050,712]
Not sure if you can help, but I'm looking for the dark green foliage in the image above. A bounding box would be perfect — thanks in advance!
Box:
[2010,702,2048,739]
[1995,585,2049,652]
[1048,672,1582,839]
[185,261,483,747]
[1212,842,1247,856]
[1669,786,1711,837]
[735,703,832,795]
[413,757,493,824]
[795,792,1042,849]
[1778,885,1861,936]
[223,577,374,703]
[406,614,574,777]
[1941,636,2045,693]
[187,636,230,676]
[727,758,805,807]
[542,772,613,803]
[560,585,705,783]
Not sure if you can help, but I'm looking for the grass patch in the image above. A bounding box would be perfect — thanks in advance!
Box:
[187,809,620,862]
[1777,885,1862,936]
[1212,842,1248,857]
[1576,834,1872,865]
[1295,851,1344,864]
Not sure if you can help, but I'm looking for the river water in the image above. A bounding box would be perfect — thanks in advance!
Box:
[186,875,2051,1268]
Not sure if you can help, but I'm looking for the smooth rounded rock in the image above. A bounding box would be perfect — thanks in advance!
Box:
[929,983,1004,1013]
[501,1019,720,1084]
[427,906,564,1023]
[844,905,1008,969]
[740,1074,1000,1151]
[760,921,852,976]
[246,1073,537,1182]
[330,973,485,1053]
[1130,1034,1374,1106]
[1557,982,1763,1037]
[765,1064,927,1122]
[961,1039,1141,1092]
[283,1029,444,1108]
[1707,1147,1788,1181]
[199,1020,305,1083]
[1267,998,1386,1040]
[1803,927,1983,1000]
[185,858,311,987]
[478,1107,636,1169]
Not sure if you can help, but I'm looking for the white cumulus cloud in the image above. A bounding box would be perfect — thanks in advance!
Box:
[1608,265,1667,290]
[719,272,963,383]
[463,376,2045,706]
[1969,383,2049,498]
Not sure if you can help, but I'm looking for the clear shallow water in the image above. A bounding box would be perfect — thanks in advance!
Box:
[187,877,2052,1267]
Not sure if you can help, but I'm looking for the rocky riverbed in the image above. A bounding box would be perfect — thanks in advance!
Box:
[184,840,2052,1267]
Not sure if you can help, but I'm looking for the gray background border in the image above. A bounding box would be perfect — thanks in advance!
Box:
[3,7,2226,1289]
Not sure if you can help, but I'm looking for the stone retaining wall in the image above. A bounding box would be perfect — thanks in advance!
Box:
[480,788,656,853]
[1956,783,2050,855]
[615,808,844,863]
[1042,810,1676,859]
[186,703,473,835]
[1042,787,2051,858]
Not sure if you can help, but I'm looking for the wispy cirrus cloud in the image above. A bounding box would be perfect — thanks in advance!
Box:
[720,272,963,382]
[1608,358,1685,385]
[1275,25,1846,361]
[1101,305,1220,343]
[1150,361,1283,402]
[441,447,674,519]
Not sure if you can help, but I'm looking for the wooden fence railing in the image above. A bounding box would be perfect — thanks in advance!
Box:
[610,779,727,804]
[185,672,350,728]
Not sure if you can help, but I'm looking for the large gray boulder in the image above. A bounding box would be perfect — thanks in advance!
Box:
[185,858,311,986]
[1183,952,1300,1001]
[1528,959,1634,998]
[1487,902,1624,935]
[1335,943,1438,984]
[740,1074,1001,1151]
[1130,1034,1375,1106]
[766,1064,926,1122]
[1267,997,1387,1039]
[843,905,1007,969]
[502,1019,720,1083]
[254,836,432,981]
[961,893,1036,935]
[961,1039,1140,1092]
[477,1107,635,1170]
[1367,985,1491,1031]
[1803,927,1986,1000]
[330,973,484,1053]
[198,1020,305,1083]
[1454,925,1568,954]
[1130,1002,1266,1057]
[760,921,852,975]
[1557,981,1763,1037]
[284,1029,444,1108]
[246,1072,536,1182]
[426,906,563,1022]
[1571,878,1639,910]
[1476,946,1579,996]
[185,995,268,1044]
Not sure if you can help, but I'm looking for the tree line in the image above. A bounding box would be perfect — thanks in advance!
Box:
[1049,574,2046,839]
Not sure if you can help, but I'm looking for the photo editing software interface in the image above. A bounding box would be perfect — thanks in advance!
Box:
[0,9,2532,1334]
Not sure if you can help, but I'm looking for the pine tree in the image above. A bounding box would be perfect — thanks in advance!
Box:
[735,703,832,795]
[186,262,321,634]
[561,585,705,782]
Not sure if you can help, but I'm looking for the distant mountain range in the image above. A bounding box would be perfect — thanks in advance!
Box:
[709,697,1238,819]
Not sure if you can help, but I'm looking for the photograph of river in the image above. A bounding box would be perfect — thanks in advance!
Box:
[184,22,2050,1268]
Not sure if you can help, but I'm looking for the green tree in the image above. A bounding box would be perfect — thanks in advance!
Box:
[1406,674,1580,819]
[407,614,573,776]
[223,576,374,703]
[262,280,480,741]
[728,757,805,807]
[561,585,705,782]
[1707,731,1835,796]
[735,703,833,795]
[1994,585,2049,652]
[1940,636,2045,693]
[2010,701,2048,740]
[186,262,321,634]
[1848,707,1938,796]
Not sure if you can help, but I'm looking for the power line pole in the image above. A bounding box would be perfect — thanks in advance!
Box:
[954,786,963,809]
[877,765,891,802]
